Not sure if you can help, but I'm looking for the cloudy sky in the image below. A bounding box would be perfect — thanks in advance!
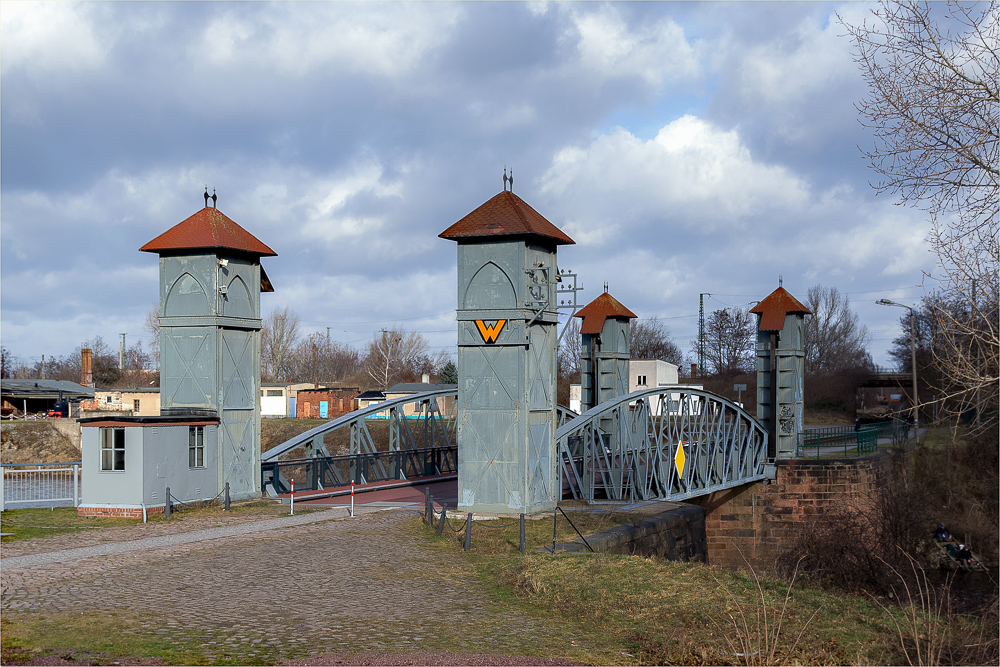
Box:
[2,1,935,370]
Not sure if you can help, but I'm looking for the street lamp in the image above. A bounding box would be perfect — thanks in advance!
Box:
[877,299,919,433]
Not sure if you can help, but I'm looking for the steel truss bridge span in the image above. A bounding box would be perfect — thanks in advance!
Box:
[260,389,578,493]
[557,386,768,503]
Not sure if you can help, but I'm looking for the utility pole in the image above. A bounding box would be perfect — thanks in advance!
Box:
[698,293,711,377]
[119,333,126,370]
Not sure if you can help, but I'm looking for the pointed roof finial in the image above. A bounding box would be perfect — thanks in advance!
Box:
[503,166,509,192]
[779,274,783,287]
[204,187,209,208]
[604,281,609,293]
[211,188,217,208]
[509,168,513,193]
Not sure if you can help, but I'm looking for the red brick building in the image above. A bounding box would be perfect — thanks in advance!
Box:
[295,387,359,420]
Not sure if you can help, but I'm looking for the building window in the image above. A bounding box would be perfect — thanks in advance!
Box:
[101,428,125,471]
[266,389,283,396]
[189,426,205,468]
[637,375,647,386]
[105,395,113,404]
[133,399,141,412]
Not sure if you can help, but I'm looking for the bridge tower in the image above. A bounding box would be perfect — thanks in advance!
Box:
[750,286,811,459]
[140,200,276,501]
[440,188,574,514]
[575,290,636,412]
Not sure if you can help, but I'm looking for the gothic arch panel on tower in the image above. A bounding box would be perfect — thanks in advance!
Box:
[224,275,253,318]
[463,261,516,310]
[164,273,210,316]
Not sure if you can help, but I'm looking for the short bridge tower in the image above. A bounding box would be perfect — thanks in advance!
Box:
[751,286,811,459]
[440,189,574,514]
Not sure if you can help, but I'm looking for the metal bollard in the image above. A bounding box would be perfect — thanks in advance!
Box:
[464,513,472,551]
[519,513,526,553]
[224,482,230,511]
[165,487,171,519]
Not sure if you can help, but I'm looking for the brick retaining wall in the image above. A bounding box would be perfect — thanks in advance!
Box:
[691,452,899,570]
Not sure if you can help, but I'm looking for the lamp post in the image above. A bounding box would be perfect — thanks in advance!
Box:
[877,299,919,433]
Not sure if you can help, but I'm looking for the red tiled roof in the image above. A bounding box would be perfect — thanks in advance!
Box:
[140,207,277,257]
[439,190,574,245]
[750,287,811,331]
[574,292,637,335]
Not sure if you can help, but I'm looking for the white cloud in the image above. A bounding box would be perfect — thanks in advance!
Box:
[568,6,699,87]
[0,1,105,74]
[540,115,811,236]
[739,17,855,104]
[195,3,462,78]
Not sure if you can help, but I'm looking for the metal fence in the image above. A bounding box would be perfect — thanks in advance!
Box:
[795,420,911,458]
[1,462,82,511]
[262,445,458,495]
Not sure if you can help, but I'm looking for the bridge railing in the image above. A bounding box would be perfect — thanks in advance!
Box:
[556,387,767,503]
[262,446,458,495]
[795,420,910,458]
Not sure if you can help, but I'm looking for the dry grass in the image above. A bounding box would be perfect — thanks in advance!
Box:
[0,422,80,464]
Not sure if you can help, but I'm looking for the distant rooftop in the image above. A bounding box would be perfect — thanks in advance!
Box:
[0,379,94,397]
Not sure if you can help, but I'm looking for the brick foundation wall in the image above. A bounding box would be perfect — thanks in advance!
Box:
[691,452,898,570]
[78,505,166,519]
[77,496,219,519]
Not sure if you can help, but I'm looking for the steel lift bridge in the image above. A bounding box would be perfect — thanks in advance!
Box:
[260,385,766,505]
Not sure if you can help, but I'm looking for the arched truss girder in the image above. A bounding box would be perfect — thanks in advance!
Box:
[556,386,768,503]
[261,389,579,463]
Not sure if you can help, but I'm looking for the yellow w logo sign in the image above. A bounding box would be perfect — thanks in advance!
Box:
[475,319,506,344]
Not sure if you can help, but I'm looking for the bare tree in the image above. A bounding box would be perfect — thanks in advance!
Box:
[363,328,429,388]
[630,318,683,366]
[288,332,362,386]
[843,1,998,429]
[144,302,160,367]
[261,306,301,382]
[698,308,755,376]
[557,318,583,380]
[803,285,873,373]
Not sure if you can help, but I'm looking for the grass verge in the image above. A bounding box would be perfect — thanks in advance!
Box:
[408,508,984,665]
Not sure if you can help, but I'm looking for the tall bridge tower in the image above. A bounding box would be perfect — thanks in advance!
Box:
[440,189,574,514]
[140,201,276,501]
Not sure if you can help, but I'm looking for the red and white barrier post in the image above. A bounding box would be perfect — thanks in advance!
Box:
[290,478,295,516]
[350,480,355,517]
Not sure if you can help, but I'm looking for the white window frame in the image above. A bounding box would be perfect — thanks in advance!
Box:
[189,426,205,469]
[101,427,126,471]
[637,375,647,386]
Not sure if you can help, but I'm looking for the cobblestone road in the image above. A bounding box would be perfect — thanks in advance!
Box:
[1,508,558,663]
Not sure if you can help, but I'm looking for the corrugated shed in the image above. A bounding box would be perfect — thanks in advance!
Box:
[750,287,811,331]
[439,190,574,245]
[140,207,277,257]
[574,292,637,335]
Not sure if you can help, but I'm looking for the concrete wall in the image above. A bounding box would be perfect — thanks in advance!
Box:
[553,504,707,563]
[692,452,898,570]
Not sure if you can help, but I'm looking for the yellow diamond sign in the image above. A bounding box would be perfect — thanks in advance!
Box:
[675,441,686,478]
